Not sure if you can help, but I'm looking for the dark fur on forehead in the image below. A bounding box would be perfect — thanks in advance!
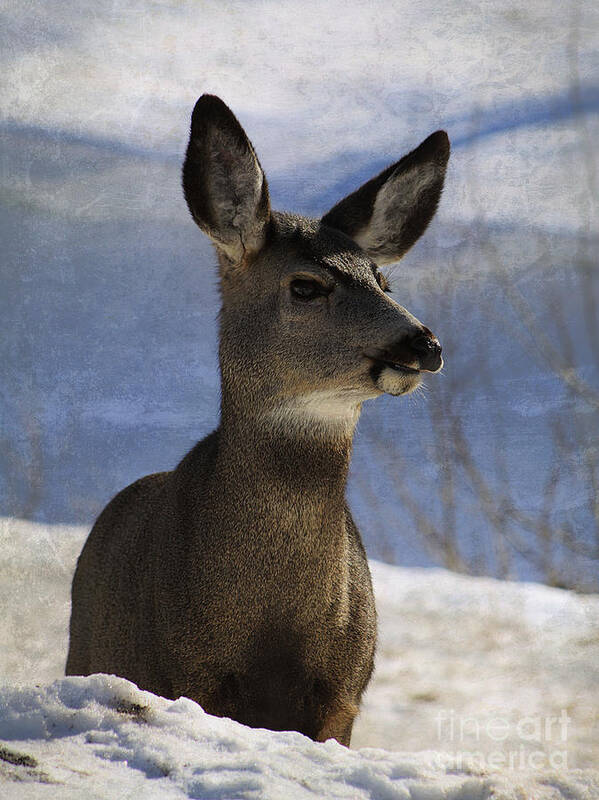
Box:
[270,212,379,284]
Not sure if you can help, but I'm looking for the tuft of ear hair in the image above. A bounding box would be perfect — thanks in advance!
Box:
[182,95,271,264]
[322,130,450,265]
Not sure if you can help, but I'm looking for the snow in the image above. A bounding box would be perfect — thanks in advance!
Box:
[2,675,598,800]
[1,517,598,798]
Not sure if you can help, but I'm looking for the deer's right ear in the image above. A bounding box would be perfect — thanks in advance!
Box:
[182,95,271,265]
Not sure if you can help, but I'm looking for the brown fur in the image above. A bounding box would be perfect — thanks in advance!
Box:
[66,95,450,746]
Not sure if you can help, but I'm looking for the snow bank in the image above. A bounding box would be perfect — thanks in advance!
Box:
[1,674,598,800]
[1,518,598,797]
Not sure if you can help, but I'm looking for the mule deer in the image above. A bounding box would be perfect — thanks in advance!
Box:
[66,95,449,746]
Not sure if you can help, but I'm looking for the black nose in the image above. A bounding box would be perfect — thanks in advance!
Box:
[410,333,443,372]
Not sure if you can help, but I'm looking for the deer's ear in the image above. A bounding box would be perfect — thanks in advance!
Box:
[322,131,450,265]
[182,95,271,264]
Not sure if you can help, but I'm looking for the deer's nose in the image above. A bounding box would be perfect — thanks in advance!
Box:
[409,332,443,372]
[364,328,443,374]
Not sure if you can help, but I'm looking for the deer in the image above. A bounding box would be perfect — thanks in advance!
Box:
[66,94,449,747]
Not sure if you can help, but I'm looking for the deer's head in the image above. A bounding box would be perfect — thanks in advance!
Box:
[182,95,449,425]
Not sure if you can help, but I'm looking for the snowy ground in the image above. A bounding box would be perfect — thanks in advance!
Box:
[1,517,598,798]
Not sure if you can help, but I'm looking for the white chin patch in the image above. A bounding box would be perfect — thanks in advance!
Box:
[265,390,368,432]
[376,366,423,396]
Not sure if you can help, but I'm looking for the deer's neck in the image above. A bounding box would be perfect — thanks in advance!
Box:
[219,396,358,493]
[178,396,361,613]
[210,395,360,545]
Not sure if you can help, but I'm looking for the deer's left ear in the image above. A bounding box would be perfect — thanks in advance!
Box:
[322,131,450,265]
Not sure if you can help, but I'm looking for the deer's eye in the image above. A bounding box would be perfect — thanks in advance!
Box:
[290,279,329,300]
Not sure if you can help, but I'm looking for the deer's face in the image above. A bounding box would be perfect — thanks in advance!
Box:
[182,95,449,421]
[218,214,442,415]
